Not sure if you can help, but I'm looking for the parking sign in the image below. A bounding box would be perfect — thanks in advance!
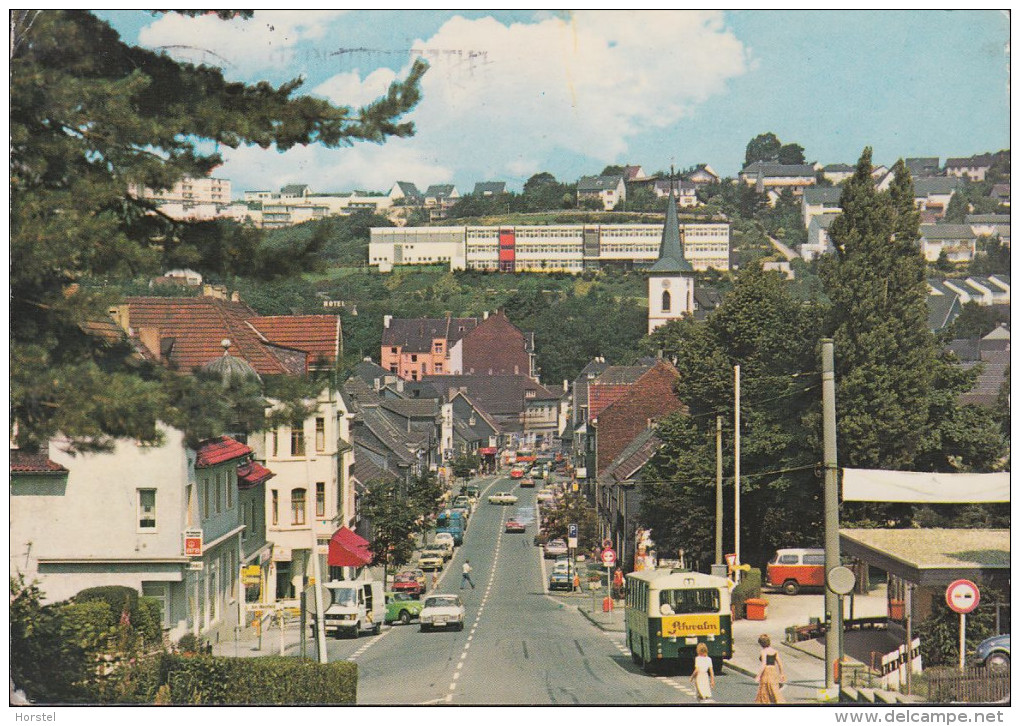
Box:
[568,523,578,549]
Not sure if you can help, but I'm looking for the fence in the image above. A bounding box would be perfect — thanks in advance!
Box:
[926,666,1010,704]
[875,637,921,690]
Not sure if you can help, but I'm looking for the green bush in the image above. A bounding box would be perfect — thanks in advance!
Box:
[157,655,357,704]
[730,568,763,619]
[73,586,163,648]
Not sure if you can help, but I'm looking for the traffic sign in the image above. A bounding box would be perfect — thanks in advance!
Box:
[601,548,616,566]
[945,579,980,614]
[826,566,856,596]
[568,523,578,538]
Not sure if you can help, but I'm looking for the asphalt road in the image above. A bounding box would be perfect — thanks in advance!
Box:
[318,474,761,705]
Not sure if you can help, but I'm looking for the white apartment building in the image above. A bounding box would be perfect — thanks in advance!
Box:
[369,223,730,274]
[258,390,355,603]
[130,176,232,206]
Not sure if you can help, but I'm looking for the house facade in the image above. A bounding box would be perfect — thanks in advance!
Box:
[652,179,699,207]
[577,175,627,210]
[380,315,479,380]
[456,310,535,379]
[10,430,269,644]
[920,224,978,263]
[738,162,818,197]
[945,154,994,182]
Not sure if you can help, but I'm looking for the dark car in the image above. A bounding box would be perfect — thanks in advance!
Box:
[975,634,1010,671]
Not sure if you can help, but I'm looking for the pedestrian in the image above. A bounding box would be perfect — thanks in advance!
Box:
[431,571,440,591]
[690,642,715,701]
[754,634,787,703]
[460,559,475,590]
[572,572,581,593]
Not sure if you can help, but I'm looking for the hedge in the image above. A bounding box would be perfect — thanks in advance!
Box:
[155,655,357,704]
[730,567,763,619]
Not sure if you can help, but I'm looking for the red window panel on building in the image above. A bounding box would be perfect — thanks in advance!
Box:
[499,228,515,273]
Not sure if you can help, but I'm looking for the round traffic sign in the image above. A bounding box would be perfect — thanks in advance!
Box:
[826,565,857,596]
[945,579,980,614]
[601,548,617,565]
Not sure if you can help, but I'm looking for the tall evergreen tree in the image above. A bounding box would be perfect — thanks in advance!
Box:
[10,11,426,451]
[819,150,938,470]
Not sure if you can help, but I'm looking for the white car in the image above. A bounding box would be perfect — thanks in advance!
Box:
[419,594,465,632]
[488,491,518,505]
[433,533,455,558]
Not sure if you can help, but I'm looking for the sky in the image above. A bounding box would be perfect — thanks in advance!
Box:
[95,10,1011,198]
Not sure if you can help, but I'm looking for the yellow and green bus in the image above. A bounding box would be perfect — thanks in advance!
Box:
[625,569,732,673]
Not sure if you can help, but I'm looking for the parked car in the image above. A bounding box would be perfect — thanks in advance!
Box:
[543,539,568,559]
[488,491,518,505]
[520,477,535,488]
[418,548,446,571]
[766,548,825,595]
[505,518,526,533]
[975,634,1010,671]
[510,468,525,479]
[453,495,471,510]
[385,591,424,625]
[419,594,465,632]
[548,561,577,591]
[392,569,426,597]
[536,489,556,504]
[433,532,456,558]
[462,485,480,499]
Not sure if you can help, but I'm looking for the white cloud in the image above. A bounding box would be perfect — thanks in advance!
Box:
[137,10,349,74]
[202,11,751,193]
[307,11,749,188]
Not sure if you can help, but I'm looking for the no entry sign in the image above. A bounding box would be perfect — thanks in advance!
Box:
[601,548,616,566]
[945,579,980,614]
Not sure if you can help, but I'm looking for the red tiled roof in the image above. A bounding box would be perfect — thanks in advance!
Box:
[10,450,68,474]
[124,297,298,375]
[248,315,340,366]
[195,436,252,468]
[237,461,275,487]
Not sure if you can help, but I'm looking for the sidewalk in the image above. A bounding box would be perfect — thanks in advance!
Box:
[575,586,890,703]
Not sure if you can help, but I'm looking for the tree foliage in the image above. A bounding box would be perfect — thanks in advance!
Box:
[10,10,426,451]
[744,132,783,166]
[359,479,419,583]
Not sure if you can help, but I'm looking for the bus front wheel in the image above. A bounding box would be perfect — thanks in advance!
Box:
[783,580,800,596]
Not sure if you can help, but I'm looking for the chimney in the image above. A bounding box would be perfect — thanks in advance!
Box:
[108,304,130,333]
[383,315,392,329]
[483,310,489,320]
[396,379,404,392]
[231,290,241,303]
[563,379,568,393]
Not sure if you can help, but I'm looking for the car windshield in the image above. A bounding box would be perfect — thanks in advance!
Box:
[329,587,357,607]
[425,596,460,608]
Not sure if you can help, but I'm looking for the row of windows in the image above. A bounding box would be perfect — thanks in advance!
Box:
[515,245,584,254]
[270,482,327,526]
[268,418,329,458]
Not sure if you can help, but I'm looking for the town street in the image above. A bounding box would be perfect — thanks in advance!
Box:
[314,475,760,705]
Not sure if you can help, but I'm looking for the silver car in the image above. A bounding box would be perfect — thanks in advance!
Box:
[419,594,465,632]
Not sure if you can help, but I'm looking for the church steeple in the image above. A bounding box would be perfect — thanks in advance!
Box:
[649,169,693,273]
[646,167,694,334]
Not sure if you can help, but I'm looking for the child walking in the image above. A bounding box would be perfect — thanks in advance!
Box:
[690,642,716,701]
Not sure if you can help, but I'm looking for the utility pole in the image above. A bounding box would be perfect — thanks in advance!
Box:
[733,365,741,579]
[715,416,723,566]
[821,339,841,694]
[309,532,328,664]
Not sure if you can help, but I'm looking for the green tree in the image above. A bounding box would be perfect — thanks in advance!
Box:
[778,143,806,165]
[11,10,426,452]
[641,264,824,566]
[744,132,782,166]
[451,453,481,480]
[360,479,418,585]
[407,470,445,544]
[819,152,938,470]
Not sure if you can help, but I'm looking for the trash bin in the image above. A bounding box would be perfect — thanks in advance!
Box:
[888,599,905,620]
[745,597,768,621]
[602,596,614,612]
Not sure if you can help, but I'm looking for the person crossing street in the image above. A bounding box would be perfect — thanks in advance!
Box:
[460,559,476,589]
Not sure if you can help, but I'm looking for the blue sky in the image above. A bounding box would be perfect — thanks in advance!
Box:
[97,10,1010,197]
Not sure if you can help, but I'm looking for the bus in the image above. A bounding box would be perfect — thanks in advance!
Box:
[625,569,732,673]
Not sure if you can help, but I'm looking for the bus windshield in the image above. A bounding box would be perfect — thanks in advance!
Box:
[659,588,720,615]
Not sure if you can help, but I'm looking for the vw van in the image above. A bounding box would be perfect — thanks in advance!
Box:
[766,548,825,595]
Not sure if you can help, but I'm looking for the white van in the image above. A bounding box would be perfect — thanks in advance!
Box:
[314,579,386,638]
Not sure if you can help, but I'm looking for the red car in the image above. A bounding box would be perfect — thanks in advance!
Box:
[392,570,426,597]
[505,518,526,533]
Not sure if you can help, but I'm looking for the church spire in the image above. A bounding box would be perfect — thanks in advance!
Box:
[648,167,693,273]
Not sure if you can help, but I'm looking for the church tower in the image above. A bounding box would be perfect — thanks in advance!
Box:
[647,178,694,334]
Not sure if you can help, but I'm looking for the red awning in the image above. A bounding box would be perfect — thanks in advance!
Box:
[328,527,373,567]
[236,461,275,488]
[478,447,497,455]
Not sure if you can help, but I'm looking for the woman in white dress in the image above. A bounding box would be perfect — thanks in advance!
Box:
[690,642,715,701]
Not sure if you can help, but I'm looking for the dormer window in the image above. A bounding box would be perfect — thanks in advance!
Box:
[525,390,536,399]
